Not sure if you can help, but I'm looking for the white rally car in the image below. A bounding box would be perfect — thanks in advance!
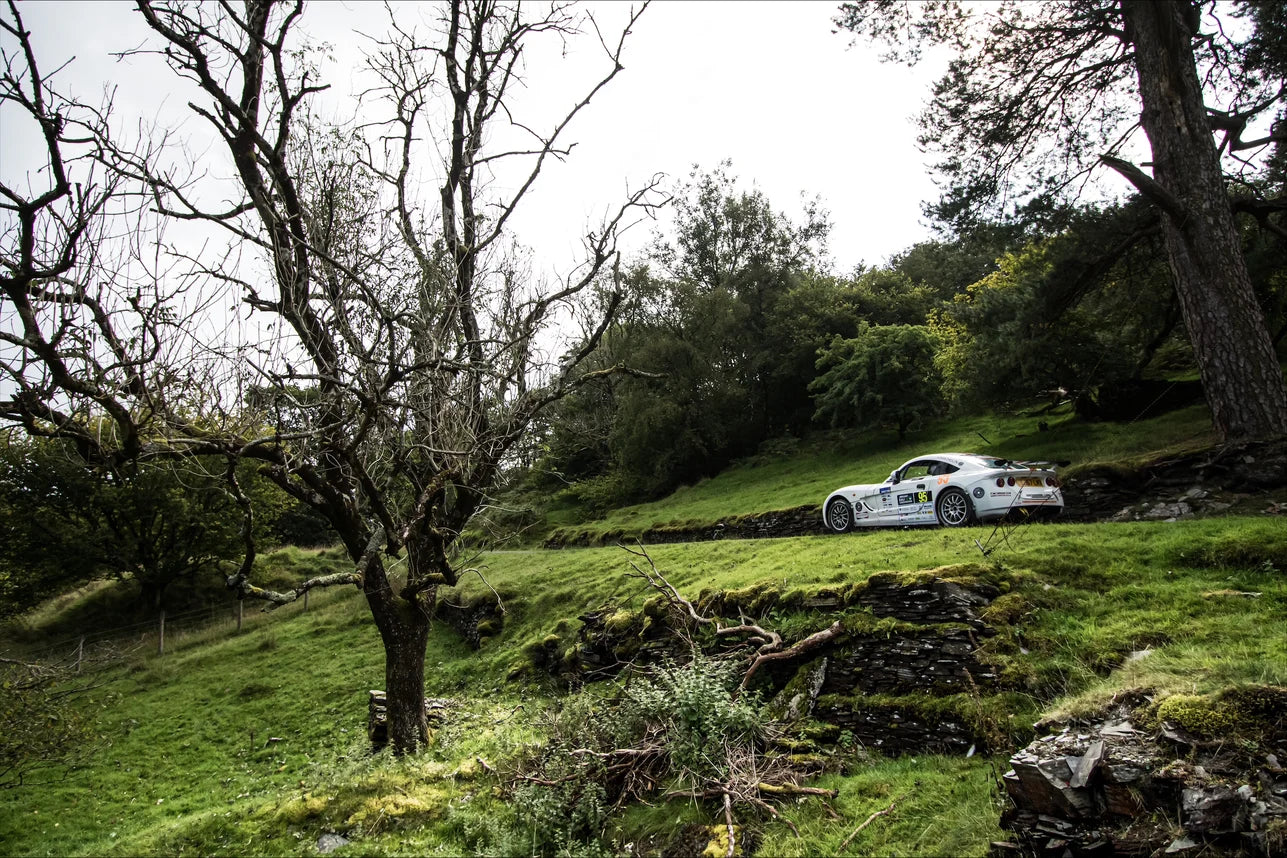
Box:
[822,453,1064,532]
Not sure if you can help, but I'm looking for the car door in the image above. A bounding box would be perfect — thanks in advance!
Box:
[861,476,899,524]
[890,460,939,524]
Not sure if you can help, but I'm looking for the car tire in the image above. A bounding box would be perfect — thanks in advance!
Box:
[825,497,853,533]
[935,487,973,528]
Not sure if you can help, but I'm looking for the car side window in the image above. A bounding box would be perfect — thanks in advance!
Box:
[901,461,934,480]
[909,461,961,479]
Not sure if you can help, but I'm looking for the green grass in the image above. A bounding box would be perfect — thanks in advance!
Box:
[544,403,1216,543]
[5,447,1286,856]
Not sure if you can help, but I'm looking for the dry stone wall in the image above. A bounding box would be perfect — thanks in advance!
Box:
[819,626,996,696]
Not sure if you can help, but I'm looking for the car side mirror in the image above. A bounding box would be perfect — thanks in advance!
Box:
[888,471,901,485]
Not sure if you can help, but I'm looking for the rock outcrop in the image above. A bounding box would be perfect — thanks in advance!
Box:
[995,691,1287,857]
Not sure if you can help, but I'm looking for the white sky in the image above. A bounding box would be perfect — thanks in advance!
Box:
[6,0,947,277]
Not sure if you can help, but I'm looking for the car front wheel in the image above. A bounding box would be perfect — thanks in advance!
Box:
[935,488,973,527]
[825,497,853,533]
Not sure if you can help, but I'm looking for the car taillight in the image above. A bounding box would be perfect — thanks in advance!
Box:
[1046,476,1059,487]
[1006,476,1015,487]
[996,478,1004,487]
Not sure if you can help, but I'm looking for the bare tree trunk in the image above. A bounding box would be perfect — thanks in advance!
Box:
[1123,0,1287,442]
[378,618,431,754]
[361,553,432,754]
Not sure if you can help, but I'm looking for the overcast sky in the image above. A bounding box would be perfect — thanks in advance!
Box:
[7,0,948,276]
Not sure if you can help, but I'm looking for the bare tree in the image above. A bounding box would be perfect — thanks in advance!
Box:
[2,0,660,754]
[1,0,182,462]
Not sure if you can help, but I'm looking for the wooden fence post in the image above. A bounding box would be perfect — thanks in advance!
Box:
[237,599,244,633]
[158,610,166,656]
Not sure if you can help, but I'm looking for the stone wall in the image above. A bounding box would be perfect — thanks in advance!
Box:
[435,595,503,649]
[854,576,999,629]
[802,575,1004,755]
[812,696,979,756]
[820,626,995,696]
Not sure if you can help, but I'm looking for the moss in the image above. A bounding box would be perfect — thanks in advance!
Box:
[700,824,743,858]
[698,582,784,618]
[641,595,669,619]
[520,633,563,670]
[798,722,842,743]
[1148,685,1287,740]
[454,758,484,780]
[1152,694,1237,738]
[1222,684,1287,723]
[767,737,820,754]
[980,593,1032,626]
[344,793,437,826]
[777,587,813,609]
[781,752,829,769]
[475,619,500,638]
[603,608,641,635]
[765,656,828,720]
[275,794,328,824]
[858,563,996,594]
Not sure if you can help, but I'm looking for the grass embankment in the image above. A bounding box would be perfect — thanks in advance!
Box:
[542,403,1216,545]
[3,513,1283,856]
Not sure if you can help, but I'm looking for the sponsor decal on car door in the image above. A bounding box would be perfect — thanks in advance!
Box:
[896,483,935,523]
[867,484,900,524]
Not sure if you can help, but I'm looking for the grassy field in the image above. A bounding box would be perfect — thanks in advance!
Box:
[540,403,1216,543]
[3,509,1284,856]
[6,402,1285,856]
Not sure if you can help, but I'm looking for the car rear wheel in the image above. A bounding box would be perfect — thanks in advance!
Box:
[935,487,973,527]
[825,497,853,533]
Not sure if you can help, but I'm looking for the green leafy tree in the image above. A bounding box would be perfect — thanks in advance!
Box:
[0,439,277,615]
[836,0,1287,442]
[930,201,1180,413]
[810,324,943,440]
[655,163,832,440]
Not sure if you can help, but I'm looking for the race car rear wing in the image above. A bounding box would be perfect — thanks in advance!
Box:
[1001,459,1071,469]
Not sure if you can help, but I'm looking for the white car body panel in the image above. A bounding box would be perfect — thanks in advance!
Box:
[823,452,1064,531]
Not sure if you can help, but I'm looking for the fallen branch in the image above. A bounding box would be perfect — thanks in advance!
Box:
[740,620,844,690]
[756,782,839,799]
[839,795,904,852]
[722,791,736,858]
[623,543,845,694]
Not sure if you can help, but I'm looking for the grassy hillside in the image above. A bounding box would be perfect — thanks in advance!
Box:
[540,403,1216,544]
[3,510,1284,856]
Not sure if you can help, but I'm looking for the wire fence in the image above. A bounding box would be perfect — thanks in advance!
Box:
[4,586,341,672]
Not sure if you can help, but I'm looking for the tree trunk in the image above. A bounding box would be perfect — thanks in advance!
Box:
[1123,0,1287,442]
[362,553,432,754]
[379,618,431,754]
